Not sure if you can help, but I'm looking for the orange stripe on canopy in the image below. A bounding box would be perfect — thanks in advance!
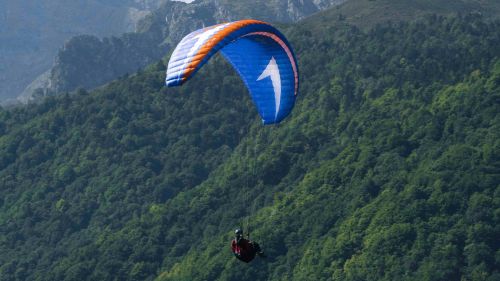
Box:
[183,19,268,80]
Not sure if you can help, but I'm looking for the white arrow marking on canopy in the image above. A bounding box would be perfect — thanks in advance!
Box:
[257,57,281,120]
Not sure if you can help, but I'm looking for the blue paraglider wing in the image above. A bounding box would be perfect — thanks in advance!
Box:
[165,20,298,125]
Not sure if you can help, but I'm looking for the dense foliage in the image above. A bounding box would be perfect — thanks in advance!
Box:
[1,13,499,281]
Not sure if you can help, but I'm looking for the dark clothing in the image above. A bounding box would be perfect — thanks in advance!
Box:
[231,238,261,263]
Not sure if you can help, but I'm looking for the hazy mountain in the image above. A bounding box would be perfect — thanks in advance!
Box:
[0,0,170,102]
[15,0,348,104]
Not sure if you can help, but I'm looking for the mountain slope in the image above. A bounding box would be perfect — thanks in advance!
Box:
[1,11,499,281]
[307,0,500,30]
[152,13,500,281]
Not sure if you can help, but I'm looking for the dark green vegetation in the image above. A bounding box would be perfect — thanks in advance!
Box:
[1,12,500,281]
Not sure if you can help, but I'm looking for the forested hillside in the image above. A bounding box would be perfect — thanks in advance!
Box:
[1,12,499,281]
[313,0,500,30]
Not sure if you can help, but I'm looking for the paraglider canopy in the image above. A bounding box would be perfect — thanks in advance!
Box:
[165,19,299,125]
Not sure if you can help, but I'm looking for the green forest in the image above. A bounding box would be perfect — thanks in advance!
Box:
[1,12,499,281]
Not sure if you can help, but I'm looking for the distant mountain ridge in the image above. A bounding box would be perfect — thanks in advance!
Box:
[16,0,347,104]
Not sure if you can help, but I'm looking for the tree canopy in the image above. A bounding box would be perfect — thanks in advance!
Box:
[0,13,499,281]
